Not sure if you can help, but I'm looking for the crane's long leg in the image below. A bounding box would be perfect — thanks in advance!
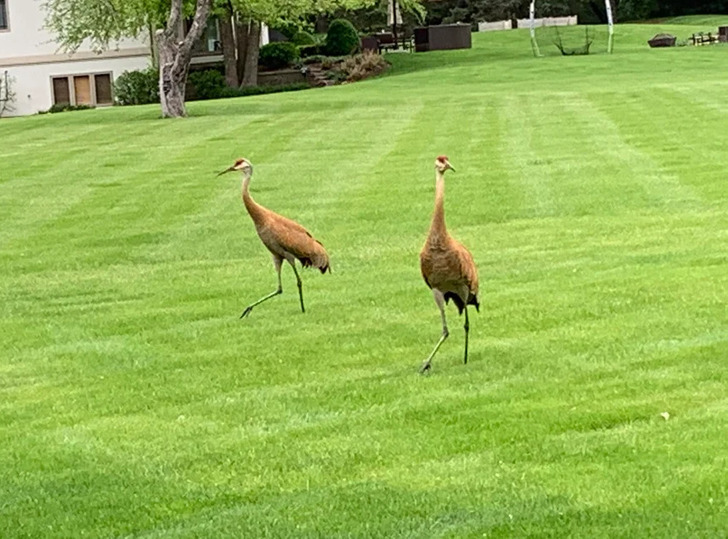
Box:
[289,261,305,313]
[463,306,470,365]
[420,289,449,374]
[241,256,283,319]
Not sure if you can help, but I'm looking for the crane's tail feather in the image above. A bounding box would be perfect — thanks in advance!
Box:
[444,292,465,315]
[297,242,331,274]
[444,292,480,315]
[300,257,330,273]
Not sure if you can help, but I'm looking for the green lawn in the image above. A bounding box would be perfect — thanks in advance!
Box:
[640,14,728,26]
[1,18,727,538]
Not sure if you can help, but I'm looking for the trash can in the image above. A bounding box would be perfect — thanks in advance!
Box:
[414,27,429,52]
[427,23,472,51]
[719,26,728,43]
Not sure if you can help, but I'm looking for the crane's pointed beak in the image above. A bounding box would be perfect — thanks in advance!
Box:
[216,166,235,177]
[447,161,456,172]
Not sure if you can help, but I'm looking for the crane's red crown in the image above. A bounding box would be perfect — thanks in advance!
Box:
[437,155,449,163]
[235,158,248,166]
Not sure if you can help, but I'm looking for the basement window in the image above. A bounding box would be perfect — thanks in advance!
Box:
[0,0,8,30]
[51,72,113,107]
[52,77,70,105]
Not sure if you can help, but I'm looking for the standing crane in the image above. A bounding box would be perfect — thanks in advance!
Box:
[419,156,480,373]
[217,158,330,318]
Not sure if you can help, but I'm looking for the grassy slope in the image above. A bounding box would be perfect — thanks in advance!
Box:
[639,15,728,26]
[1,19,727,538]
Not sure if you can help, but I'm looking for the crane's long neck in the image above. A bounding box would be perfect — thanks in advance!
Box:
[429,169,447,237]
[241,172,266,224]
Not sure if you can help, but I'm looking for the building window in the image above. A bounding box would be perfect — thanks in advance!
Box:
[94,74,112,104]
[52,78,70,105]
[189,17,220,53]
[205,18,221,52]
[0,0,8,30]
[51,73,113,107]
[74,75,91,105]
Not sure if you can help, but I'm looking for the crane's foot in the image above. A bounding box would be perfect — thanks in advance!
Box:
[419,360,432,374]
[240,306,254,319]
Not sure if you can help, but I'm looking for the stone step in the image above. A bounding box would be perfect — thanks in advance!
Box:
[305,66,334,87]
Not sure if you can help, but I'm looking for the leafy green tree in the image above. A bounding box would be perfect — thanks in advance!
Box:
[614,0,657,21]
[228,0,376,86]
[43,0,212,118]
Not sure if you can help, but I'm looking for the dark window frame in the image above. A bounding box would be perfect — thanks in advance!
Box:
[52,77,71,106]
[0,0,9,31]
[94,73,113,105]
[50,72,114,107]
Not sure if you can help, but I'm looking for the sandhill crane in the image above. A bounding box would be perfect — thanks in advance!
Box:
[419,156,480,373]
[217,158,330,318]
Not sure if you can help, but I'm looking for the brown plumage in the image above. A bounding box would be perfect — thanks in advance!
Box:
[218,158,330,318]
[419,155,479,373]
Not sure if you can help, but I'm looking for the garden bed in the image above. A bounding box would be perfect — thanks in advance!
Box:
[257,69,307,87]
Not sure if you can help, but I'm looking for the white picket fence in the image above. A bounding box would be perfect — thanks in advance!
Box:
[477,20,512,32]
[477,15,577,32]
[516,15,578,28]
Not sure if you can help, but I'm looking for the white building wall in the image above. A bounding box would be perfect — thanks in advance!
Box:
[5,56,151,116]
[0,0,149,116]
[0,1,268,117]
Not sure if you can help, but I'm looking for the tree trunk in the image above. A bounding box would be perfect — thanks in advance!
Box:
[235,19,250,83]
[241,21,261,87]
[315,15,328,34]
[156,0,211,118]
[157,33,188,118]
[148,22,159,69]
[219,11,238,87]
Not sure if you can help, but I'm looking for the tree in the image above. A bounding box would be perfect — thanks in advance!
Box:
[44,0,212,118]
[0,71,16,118]
[43,0,169,58]
[228,0,377,86]
[156,0,212,117]
[614,0,657,21]
[218,3,239,87]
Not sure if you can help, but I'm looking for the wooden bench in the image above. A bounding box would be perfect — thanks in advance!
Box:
[375,32,397,53]
[360,36,379,53]
[691,32,718,46]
